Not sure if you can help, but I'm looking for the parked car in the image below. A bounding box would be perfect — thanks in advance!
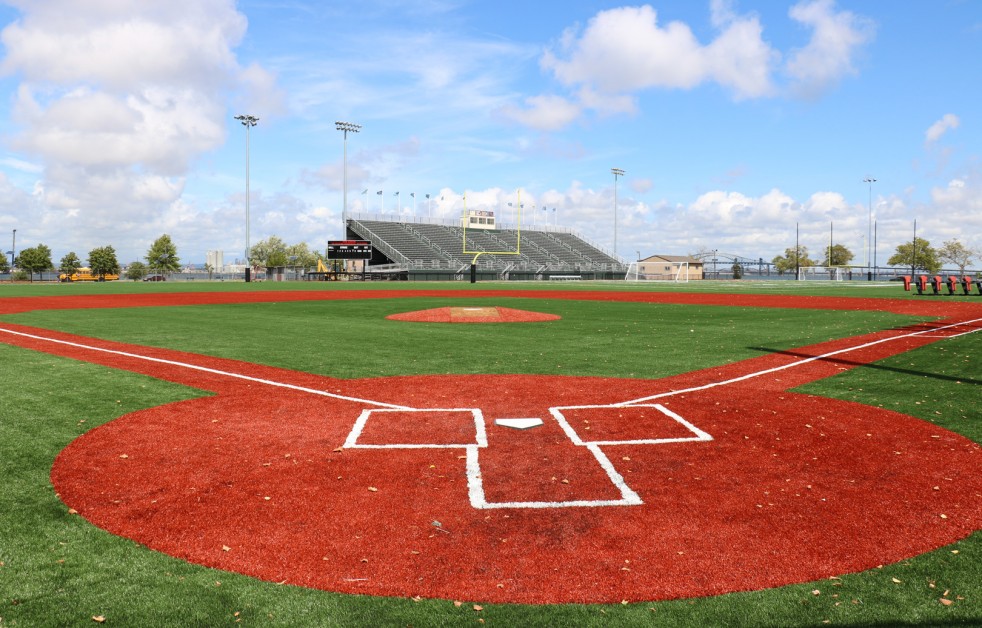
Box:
[143,274,166,282]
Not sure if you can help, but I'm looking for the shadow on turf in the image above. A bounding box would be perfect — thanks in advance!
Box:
[747,346,982,387]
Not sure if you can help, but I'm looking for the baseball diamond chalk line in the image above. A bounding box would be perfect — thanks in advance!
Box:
[2,315,978,511]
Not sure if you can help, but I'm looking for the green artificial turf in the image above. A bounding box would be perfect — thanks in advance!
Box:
[2,297,921,380]
[0,285,979,626]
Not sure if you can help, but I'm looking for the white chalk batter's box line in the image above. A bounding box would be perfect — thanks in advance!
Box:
[342,403,711,510]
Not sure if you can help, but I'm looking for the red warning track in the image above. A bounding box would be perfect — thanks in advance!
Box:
[1,289,980,604]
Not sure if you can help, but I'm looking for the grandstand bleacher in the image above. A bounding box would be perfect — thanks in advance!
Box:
[345,216,627,280]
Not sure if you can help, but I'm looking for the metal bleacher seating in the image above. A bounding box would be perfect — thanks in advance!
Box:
[347,218,625,275]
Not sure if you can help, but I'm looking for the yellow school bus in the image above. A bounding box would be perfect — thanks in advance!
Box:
[59,267,120,282]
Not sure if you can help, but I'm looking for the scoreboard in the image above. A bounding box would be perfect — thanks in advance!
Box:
[327,240,372,259]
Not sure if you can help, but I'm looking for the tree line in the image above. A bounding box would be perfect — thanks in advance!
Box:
[2,234,326,281]
[3,235,182,282]
[771,238,978,276]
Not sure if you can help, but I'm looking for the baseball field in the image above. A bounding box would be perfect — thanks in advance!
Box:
[0,280,979,626]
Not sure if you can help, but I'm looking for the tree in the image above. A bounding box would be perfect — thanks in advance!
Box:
[888,237,940,274]
[146,234,181,274]
[821,244,854,267]
[731,262,743,279]
[0,252,8,274]
[125,261,148,281]
[16,244,53,282]
[250,236,289,268]
[937,239,976,274]
[88,246,120,279]
[287,242,319,270]
[772,246,815,275]
[59,252,83,277]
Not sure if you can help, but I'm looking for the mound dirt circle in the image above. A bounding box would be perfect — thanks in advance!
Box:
[386,306,560,323]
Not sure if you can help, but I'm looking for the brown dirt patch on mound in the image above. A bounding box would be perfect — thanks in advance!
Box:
[386,306,560,323]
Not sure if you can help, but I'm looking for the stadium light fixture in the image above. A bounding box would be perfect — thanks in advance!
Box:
[611,168,625,259]
[336,121,361,229]
[864,176,876,281]
[234,114,259,277]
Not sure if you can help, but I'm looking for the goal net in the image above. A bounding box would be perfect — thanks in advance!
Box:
[625,261,690,282]
[796,266,845,281]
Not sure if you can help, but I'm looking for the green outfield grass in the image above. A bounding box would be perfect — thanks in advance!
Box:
[2,297,922,380]
[0,283,978,626]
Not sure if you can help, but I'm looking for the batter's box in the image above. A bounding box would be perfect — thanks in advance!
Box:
[550,403,712,446]
[343,408,488,449]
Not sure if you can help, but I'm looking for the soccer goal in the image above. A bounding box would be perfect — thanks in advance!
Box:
[625,261,690,282]
[796,266,845,281]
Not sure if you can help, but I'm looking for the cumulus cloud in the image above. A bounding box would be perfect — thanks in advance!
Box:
[785,0,875,99]
[541,4,778,101]
[0,0,281,258]
[510,0,874,131]
[925,113,960,144]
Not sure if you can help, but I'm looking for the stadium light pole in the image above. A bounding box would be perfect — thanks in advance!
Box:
[611,168,625,259]
[10,228,15,270]
[335,121,361,230]
[864,176,876,281]
[234,114,258,279]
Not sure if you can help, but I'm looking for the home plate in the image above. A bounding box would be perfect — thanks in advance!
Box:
[494,418,543,430]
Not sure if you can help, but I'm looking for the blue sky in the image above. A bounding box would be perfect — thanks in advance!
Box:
[0,0,979,267]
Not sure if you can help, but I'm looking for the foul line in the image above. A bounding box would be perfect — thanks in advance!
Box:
[0,326,410,410]
[615,317,982,407]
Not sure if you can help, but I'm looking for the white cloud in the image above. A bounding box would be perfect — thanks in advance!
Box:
[785,0,875,99]
[511,1,874,131]
[925,113,960,144]
[0,0,280,259]
[498,95,582,132]
[542,4,778,101]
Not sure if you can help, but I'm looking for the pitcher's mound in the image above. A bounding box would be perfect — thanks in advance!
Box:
[386,306,560,323]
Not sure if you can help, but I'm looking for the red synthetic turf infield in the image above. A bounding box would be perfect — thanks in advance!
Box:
[1,289,980,604]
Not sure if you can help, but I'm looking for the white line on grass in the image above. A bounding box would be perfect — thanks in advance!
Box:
[0,326,410,410]
[615,317,981,407]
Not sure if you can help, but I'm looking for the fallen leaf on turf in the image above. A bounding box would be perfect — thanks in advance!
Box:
[333,447,343,452]
[940,598,954,606]
[92,616,106,623]
[119,454,128,459]
[222,545,231,552]
[368,486,378,492]
[454,601,463,607]
[412,596,421,602]
[473,605,483,611]
[68,508,78,515]
[891,578,902,584]
[811,589,821,596]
